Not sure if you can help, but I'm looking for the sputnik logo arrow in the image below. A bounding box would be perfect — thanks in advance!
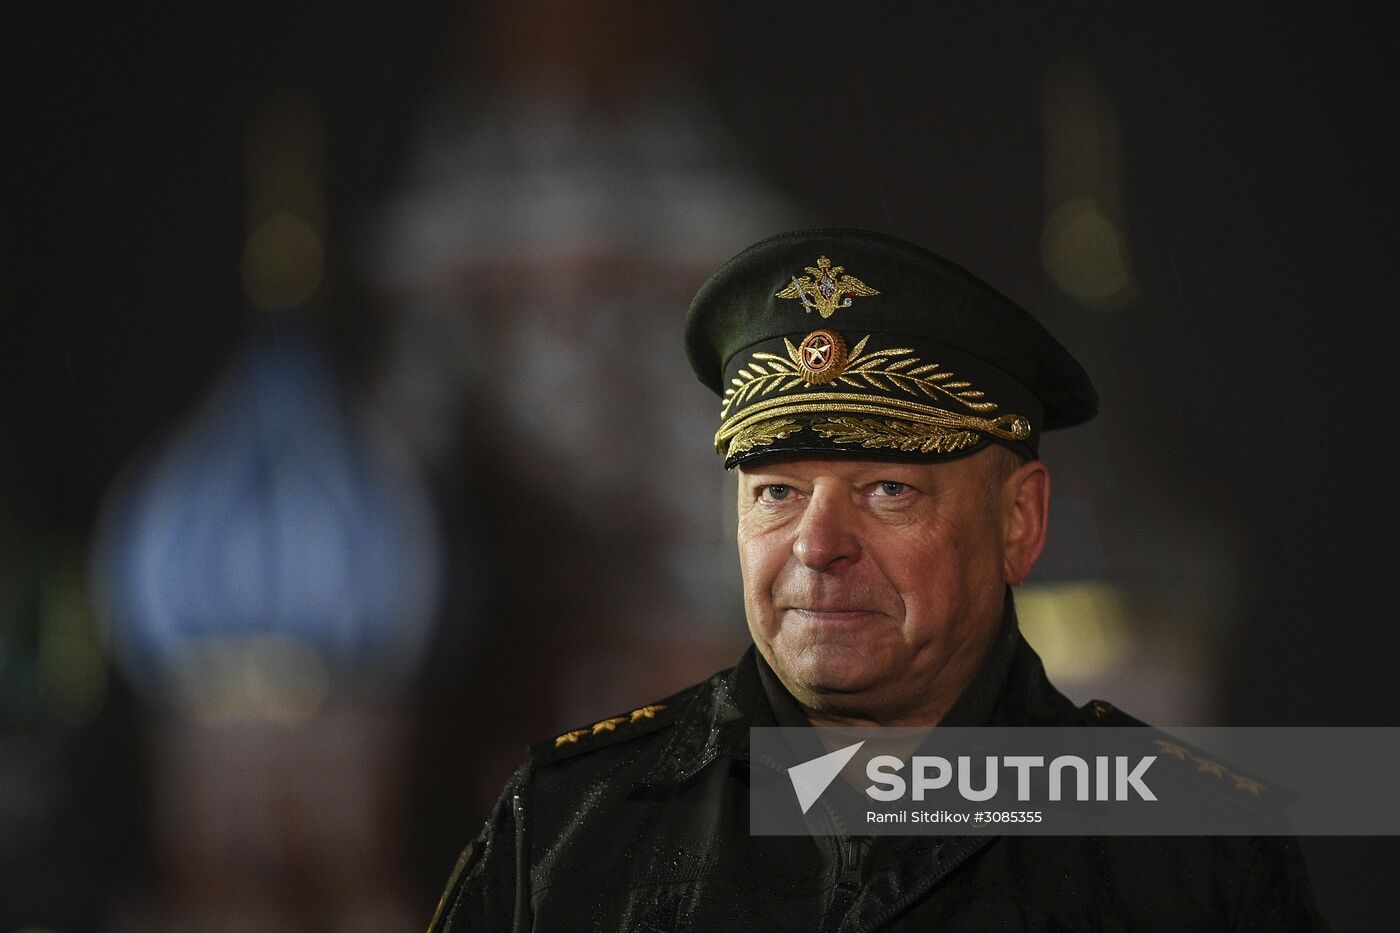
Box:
[787,741,865,814]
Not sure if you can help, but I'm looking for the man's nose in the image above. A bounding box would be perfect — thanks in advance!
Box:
[792,492,861,571]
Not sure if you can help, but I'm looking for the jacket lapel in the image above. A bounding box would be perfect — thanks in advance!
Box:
[836,613,1083,932]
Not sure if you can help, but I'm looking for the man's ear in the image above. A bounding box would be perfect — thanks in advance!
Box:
[1001,459,1051,585]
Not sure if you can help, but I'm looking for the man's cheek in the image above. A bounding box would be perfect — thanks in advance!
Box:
[738,538,781,581]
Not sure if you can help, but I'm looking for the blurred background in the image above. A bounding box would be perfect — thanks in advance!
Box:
[1,1,1395,929]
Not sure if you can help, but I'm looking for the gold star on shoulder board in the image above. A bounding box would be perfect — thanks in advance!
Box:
[1153,739,1191,760]
[629,704,666,723]
[554,728,591,749]
[591,716,628,735]
[1192,756,1228,778]
[1230,773,1265,797]
[551,705,669,750]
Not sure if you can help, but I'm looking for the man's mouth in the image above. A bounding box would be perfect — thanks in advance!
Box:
[786,607,880,620]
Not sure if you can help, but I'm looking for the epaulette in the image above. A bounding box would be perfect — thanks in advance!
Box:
[529,700,679,763]
[1081,698,1148,728]
[1081,699,1296,821]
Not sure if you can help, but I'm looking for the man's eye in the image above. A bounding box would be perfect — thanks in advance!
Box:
[763,485,791,501]
[876,482,907,497]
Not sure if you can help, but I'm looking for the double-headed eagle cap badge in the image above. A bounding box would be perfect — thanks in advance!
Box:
[775,255,879,318]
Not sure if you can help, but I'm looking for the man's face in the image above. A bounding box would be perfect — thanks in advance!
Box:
[736,450,1028,724]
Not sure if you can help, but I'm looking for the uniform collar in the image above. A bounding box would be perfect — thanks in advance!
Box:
[634,589,1071,790]
[939,588,1022,727]
[631,648,765,788]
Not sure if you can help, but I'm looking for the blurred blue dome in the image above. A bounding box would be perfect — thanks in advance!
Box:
[94,330,441,706]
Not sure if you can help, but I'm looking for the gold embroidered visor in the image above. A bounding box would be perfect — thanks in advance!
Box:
[715,330,1041,468]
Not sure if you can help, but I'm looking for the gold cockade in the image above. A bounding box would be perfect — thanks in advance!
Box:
[775,256,879,318]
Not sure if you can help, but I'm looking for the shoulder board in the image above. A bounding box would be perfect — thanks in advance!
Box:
[1080,698,1148,728]
[1080,699,1296,820]
[529,700,680,763]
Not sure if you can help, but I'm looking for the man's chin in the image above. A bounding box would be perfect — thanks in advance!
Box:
[778,651,889,701]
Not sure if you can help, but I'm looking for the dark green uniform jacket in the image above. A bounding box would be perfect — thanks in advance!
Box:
[430,611,1324,931]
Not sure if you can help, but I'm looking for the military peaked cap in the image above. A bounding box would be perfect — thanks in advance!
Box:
[685,229,1098,467]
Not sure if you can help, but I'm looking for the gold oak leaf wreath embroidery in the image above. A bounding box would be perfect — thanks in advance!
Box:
[725,417,802,458]
[721,335,1000,419]
[810,417,982,454]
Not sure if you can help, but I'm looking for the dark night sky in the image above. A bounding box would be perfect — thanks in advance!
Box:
[9,3,1392,710]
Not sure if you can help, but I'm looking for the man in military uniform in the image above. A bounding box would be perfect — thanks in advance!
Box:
[429,230,1323,931]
